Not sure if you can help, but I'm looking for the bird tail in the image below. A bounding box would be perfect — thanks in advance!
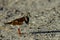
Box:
[4,22,12,25]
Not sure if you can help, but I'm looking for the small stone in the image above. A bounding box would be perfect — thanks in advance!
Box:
[48,0,51,2]
[0,7,3,11]
[29,27,32,29]
[15,10,20,13]
[0,39,2,40]
[35,39,39,40]
[24,35,26,38]
[0,35,4,38]
[7,39,10,40]
[37,27,41,29]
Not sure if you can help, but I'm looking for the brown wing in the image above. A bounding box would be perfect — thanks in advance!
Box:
[15,17,25,22]
[5,17,25,25]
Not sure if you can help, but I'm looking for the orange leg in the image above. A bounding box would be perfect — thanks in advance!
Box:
[18,28,21,36]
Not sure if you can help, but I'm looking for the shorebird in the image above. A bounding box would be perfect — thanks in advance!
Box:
[4,15,29,36]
